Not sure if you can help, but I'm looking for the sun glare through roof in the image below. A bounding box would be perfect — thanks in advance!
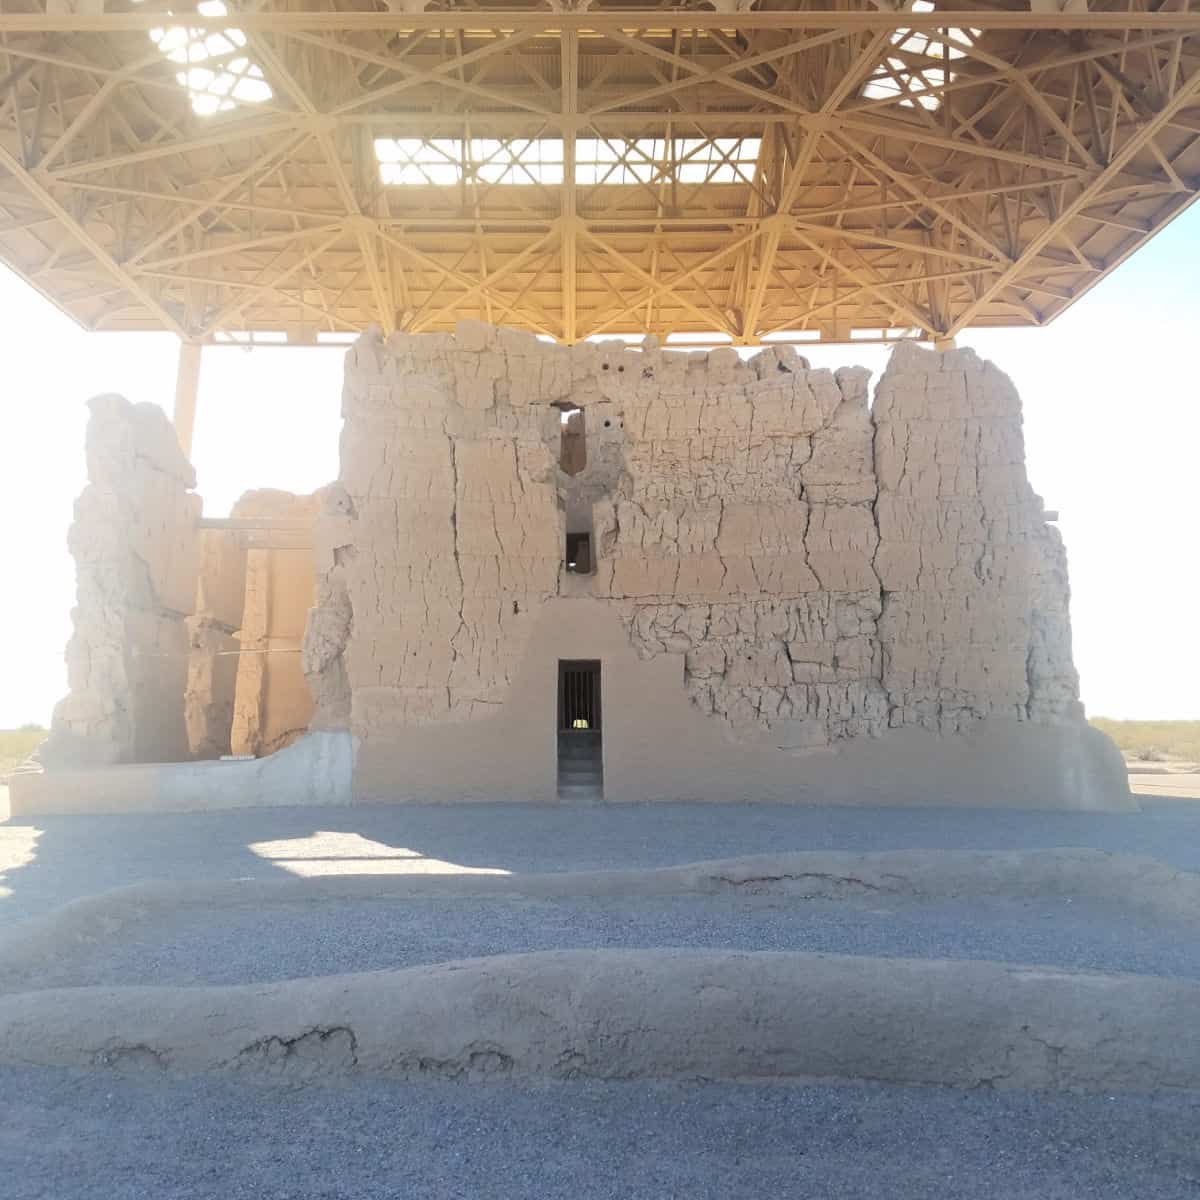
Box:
[143,0,274,116]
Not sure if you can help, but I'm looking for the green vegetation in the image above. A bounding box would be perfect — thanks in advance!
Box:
[0,727,45,777]
[1090,719,1200,764]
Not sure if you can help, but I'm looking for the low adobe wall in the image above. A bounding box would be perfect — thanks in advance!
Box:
[7,730,352,817]
[3,948,1198,1091]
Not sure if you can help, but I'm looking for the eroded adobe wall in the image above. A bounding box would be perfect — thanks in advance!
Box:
[185,527,246,759]
[229,490,320,757]
[305,323,565,744]
[305,323,1127,808]
[617,340,1083,745]
[42,395,201,767]
[602,344,884,750]
[873,343,1080,732]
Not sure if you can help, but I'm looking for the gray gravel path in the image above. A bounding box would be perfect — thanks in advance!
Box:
[20,892,1200,992]
[3,1067,1199,1200]
[4,800,1200,921]
[4,804,1200,1197]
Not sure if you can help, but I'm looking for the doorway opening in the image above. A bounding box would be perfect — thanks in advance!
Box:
[557,660,603,801]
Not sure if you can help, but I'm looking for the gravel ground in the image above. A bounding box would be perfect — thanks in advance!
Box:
[5,801,1200,1198]
[19,892,1199,992]
[4,800,1200,921]
[3,1067,1200,1200]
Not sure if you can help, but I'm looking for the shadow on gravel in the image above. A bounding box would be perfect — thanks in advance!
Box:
[2,799,1200,922]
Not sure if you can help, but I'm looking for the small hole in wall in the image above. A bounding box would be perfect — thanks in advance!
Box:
[642,367,654,380]
[603,419,612,428]
[617,365,625,373]
[513,601,520,615]
[602,363,610,370]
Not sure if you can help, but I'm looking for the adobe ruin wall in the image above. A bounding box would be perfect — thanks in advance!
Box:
[187,489,320,761]
[30,323,1127,811]
[42,392,319,768]
[303,322,1126,808]
[226,489,320,758]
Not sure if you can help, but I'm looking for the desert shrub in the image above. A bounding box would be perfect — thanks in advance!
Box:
[1090,718,1200,763]
[0,728,47,777]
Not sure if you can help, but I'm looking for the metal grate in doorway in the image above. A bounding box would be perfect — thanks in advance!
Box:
[559,660,601,731]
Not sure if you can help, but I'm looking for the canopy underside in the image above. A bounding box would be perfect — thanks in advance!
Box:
[1,1,1197,344]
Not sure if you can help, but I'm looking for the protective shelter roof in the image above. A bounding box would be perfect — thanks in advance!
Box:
[1,1,1198,345]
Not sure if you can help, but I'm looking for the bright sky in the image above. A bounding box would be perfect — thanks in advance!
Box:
[0,207,1197,727]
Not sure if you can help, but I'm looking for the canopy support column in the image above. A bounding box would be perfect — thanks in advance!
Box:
[173,339,202,459]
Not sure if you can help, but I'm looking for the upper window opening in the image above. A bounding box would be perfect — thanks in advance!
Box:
[860,1,979,112]
[141,0,273,116]
[374,137,761,187]
[557,405,586,476]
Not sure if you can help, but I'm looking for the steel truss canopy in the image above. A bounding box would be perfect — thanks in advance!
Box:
[1,2,1198,346]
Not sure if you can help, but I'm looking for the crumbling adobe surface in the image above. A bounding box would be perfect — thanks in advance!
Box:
[185,525,245,759]
[44,408,321,769]
[184,489,321,761]
[35,325,1123,810]
[227,490,320,758]
[306,322,1126,807]
[41,395,201,766]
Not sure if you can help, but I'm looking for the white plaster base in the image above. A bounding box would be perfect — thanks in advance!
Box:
[9,731,354,817]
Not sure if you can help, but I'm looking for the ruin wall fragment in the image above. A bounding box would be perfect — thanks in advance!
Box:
[185,526,246,759]
[228,490,320,757]
[41,395,201,766]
